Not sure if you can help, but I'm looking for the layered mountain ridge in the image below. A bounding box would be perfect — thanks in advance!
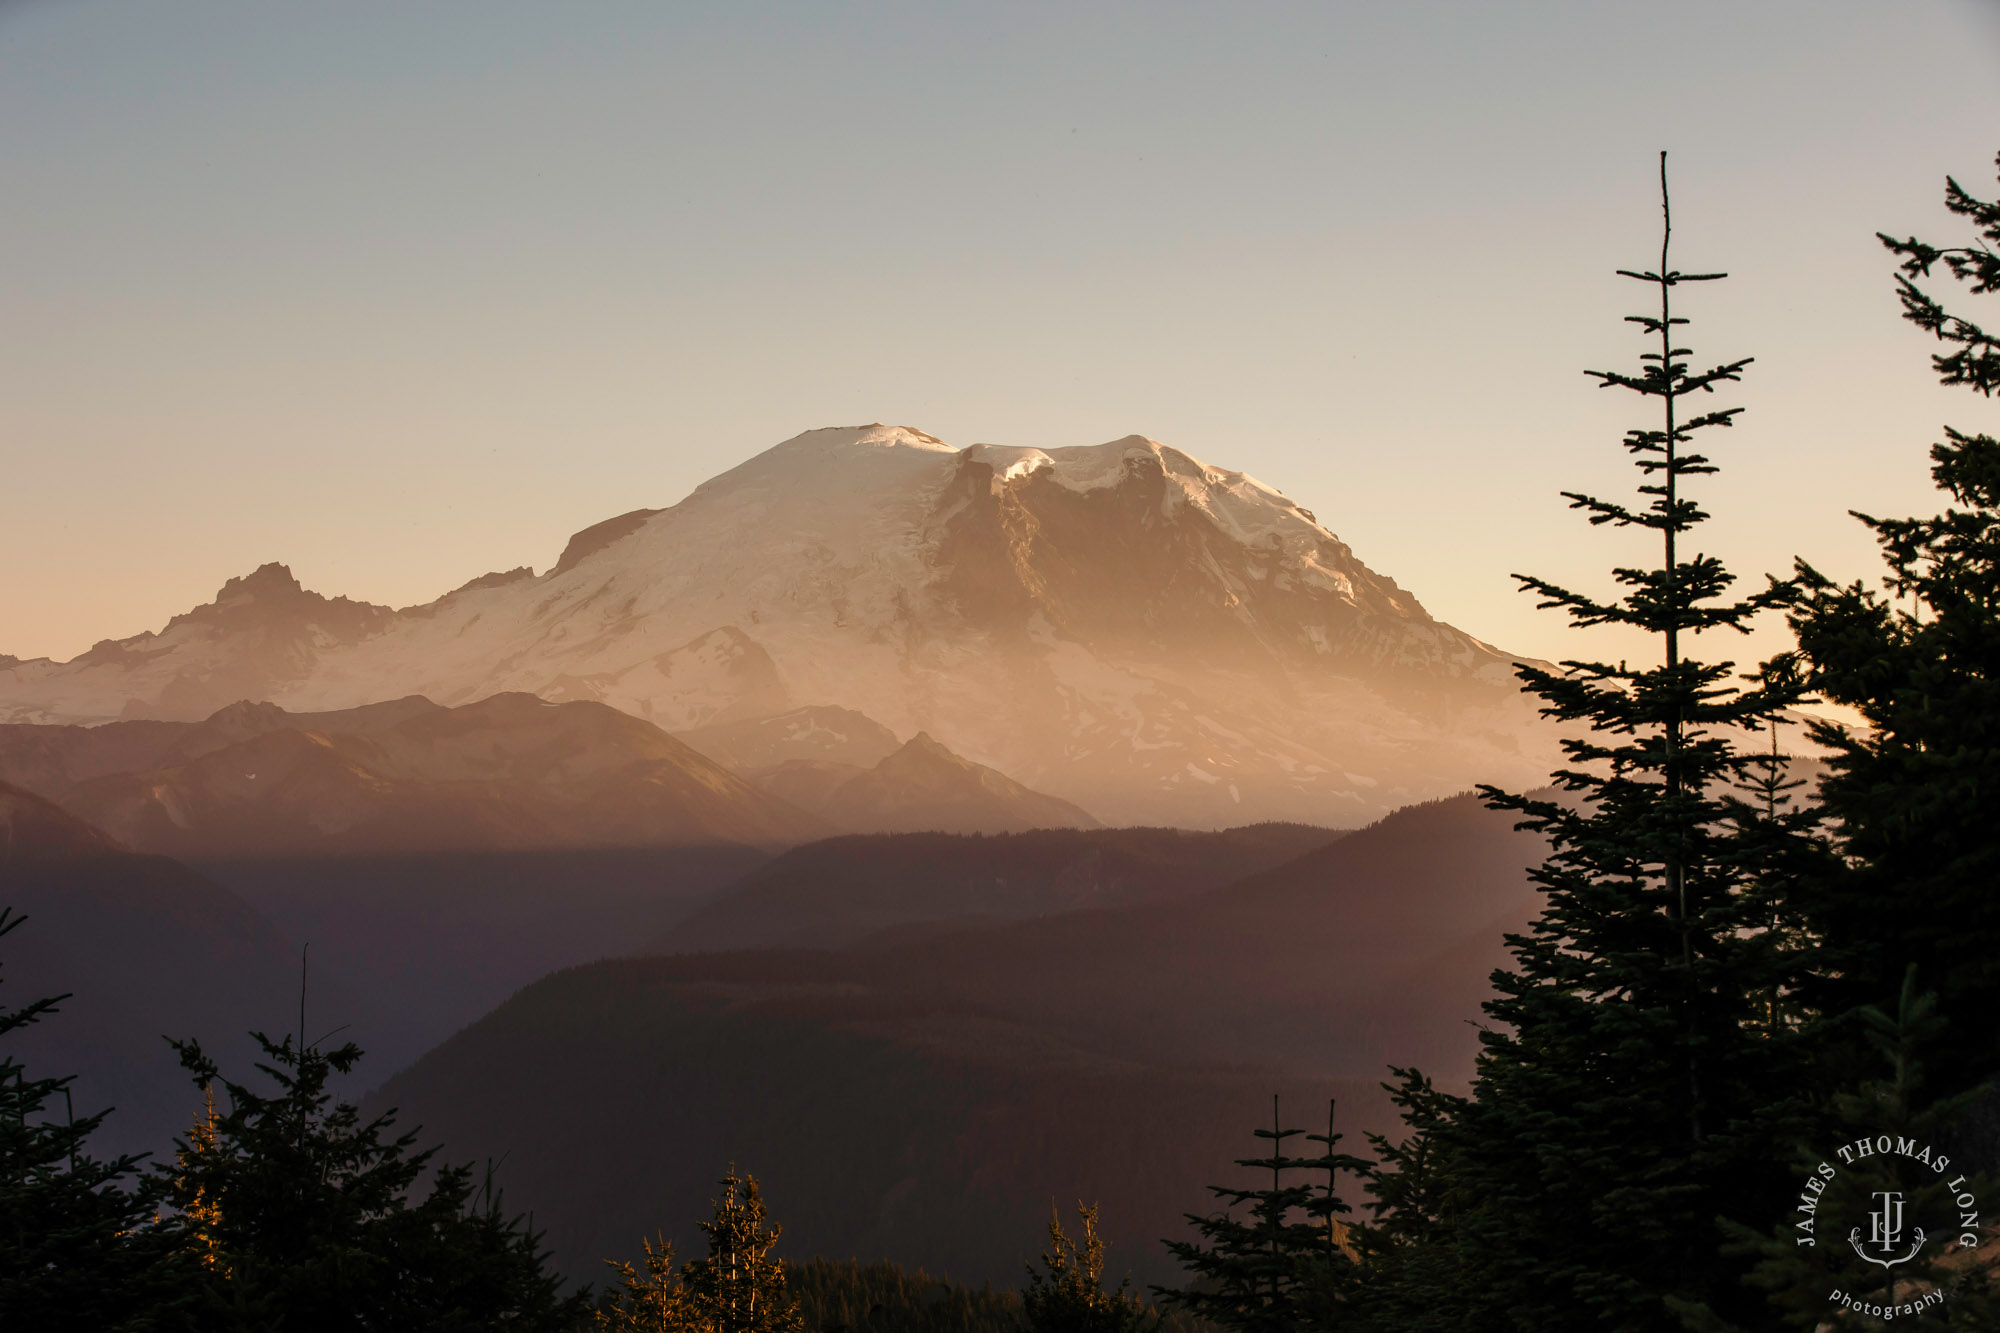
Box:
[0,425,1560,825]
[3,692,825,855]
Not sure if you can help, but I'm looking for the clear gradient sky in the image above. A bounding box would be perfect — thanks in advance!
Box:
[4,0,1999,679]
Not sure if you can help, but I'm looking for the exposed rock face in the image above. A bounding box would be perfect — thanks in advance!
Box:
[550,508,662,577]
[0,426,1559,825]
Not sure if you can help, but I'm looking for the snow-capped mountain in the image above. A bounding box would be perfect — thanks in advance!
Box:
[0,425,1558,825]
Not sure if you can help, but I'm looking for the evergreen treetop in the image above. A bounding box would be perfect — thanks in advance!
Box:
[1425,152,1821,1331]
[161,1025,586,1332]
[599,1168,803,1333]
[1791,151,2000,1092]
[1155,1095,1366,1333]
[0,907,189,1332]
[683,1168,804,1333]
[1022,1201,1148,1333]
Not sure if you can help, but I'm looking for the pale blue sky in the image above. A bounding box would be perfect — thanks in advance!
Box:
[5,0,1998,677]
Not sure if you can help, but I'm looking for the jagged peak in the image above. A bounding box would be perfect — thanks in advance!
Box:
[217,561,306,600]
[142,562,397,647]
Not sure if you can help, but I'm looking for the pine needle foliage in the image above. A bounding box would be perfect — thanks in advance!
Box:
[1790,150,2000,1094]
[1155,1096,1367,1333]
[1023,1201,1148,1333]
[160,1028,586,1332]
[1434,153,1820,1330]
[683,1169,805,1333]
[602,1168,805,1333]
[1712,970,2000,1331]
[0,907,187,1331]
[1342,1069,1471,1333]
[598,1234,699,1332]
[787,1258,1025,1333]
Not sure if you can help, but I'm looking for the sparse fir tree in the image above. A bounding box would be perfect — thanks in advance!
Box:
[1292,1100,1372,1331]
[0,907,188,1331]
[597,1234,698,1333]
[679,1168,804,1333]
[1790,151,2000,1098]
[1156,1096,1367,1333]
[1023,1201,1148,1333]
[1389,153,1824,1331]
[161,1026,587,1332]
[174,1083,227,1278]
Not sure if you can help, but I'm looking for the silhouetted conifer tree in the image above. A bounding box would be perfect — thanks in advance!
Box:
[1708,971,2000,1331]
[0,907,188,1331]
[161,1027,586,1331]
[1791,151,2000,1096]
[1156,1095,1366,1332]
[1342,1069,1470,1332]
[1400,153,1820,1330]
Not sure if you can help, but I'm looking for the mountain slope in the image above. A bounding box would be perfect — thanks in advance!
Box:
[750,733,1101,835]
[675,705,902,772]
[27,692,825,857]
[370,790,1546,1288]
[1,694,818,1074]
[371,961,1362,1290]
[653,822,1343,952]
[0,781,345,1159]
[0,425,1561,825]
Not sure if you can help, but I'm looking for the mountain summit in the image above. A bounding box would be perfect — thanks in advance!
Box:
[0,425,1554,824]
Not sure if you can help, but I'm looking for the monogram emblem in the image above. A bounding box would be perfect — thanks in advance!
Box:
[1849,1190,1927,1269]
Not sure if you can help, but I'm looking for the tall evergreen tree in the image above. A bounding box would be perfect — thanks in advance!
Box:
[161,1027,587,1331]
[0,907,188,1331]
[1790,150,2000,1096]
[1421,153,1818,1331]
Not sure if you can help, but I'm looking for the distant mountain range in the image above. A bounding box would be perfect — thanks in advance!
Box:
[0,425,1562,826]
[0,690,1118,1073]
[7,693,822,857]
